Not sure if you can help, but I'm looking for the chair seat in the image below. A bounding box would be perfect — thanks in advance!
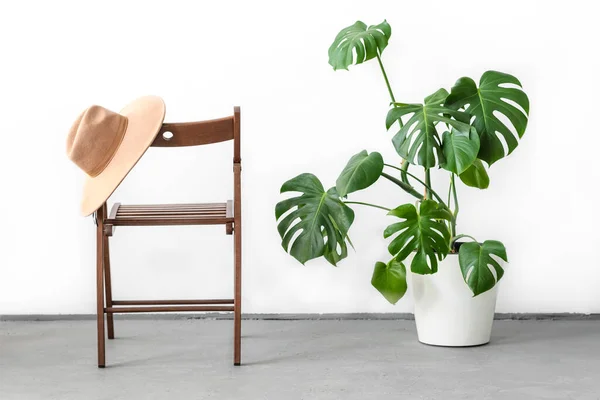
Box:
[106,201,234,226]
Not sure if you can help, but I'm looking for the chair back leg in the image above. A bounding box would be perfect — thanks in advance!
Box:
[233,222,242,365]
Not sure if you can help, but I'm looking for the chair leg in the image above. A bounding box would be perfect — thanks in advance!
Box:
[96,210,106,368]
[233,222,242,366]
[103,236,114,340]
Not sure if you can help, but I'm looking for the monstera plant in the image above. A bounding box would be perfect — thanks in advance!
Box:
[276,20,529,304]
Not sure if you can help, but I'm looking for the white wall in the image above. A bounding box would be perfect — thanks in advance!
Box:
[1,0,599,315]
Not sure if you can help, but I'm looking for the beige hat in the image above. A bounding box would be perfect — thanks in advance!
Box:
[67,96,166,216]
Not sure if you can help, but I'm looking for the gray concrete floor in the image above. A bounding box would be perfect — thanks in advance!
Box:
[1,320,599,399]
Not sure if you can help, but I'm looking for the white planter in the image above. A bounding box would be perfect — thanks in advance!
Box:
[410,254,500,347]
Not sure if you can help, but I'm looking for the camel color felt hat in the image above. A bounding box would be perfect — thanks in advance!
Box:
[67,96,166,216]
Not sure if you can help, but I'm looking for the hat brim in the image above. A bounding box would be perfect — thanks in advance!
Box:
[80,95,166,216]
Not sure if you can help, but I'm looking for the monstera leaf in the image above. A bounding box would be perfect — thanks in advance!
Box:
[371,258,407,304]
[386,89,471,168]
[328,20,391,70]
[459,159,490,189]
[336,150,384,197]
[440,127,480,175]
[459,240,508,296]
[445,71,530,166]
[384,200,453,274]
[276,173,354,266]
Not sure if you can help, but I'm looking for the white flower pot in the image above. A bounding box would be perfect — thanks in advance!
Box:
[410,254,500,347]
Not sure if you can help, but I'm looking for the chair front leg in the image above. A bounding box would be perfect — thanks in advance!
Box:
[96,205,106,368]
[103,235,114,339]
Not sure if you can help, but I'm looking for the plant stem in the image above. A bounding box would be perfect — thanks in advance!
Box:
[384,164,457,234]
[447,175,453,209]
[384,164,446,207]
[381,172,423,200]
[451,234,478,244]
[376,52,410,190]
[376,53,396,104]
[343,201,391,212]
[424,169,432,200]
[446,174,453,236]
[400,159,410,185]
[450,173,459,237]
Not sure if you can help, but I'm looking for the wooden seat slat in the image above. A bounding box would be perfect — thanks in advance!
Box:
[106,202,232,226]
[119,211,225,215]
[119,203,225,209]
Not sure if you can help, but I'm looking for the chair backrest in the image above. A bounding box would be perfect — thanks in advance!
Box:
[151,106,241,164]
[150,107,241,209]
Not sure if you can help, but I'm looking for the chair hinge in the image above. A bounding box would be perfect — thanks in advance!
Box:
[104,224,114,237]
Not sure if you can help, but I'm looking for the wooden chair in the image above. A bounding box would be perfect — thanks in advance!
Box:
[93,107,242,368]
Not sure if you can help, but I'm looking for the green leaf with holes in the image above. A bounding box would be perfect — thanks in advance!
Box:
[371,258,408,304]
[459,240,508,296]
[328,20,391,70]
[275,173,354,266]
[384,200,453,274]
[459,159,490,189]
[440,127,480,175]
[386,89,471,168]
[445,71,530,166]
[336,150,384,197]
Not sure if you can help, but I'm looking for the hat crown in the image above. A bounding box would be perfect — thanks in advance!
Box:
[66,105,128,177]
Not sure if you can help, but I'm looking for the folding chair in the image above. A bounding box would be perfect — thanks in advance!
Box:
[93,107,242,368]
